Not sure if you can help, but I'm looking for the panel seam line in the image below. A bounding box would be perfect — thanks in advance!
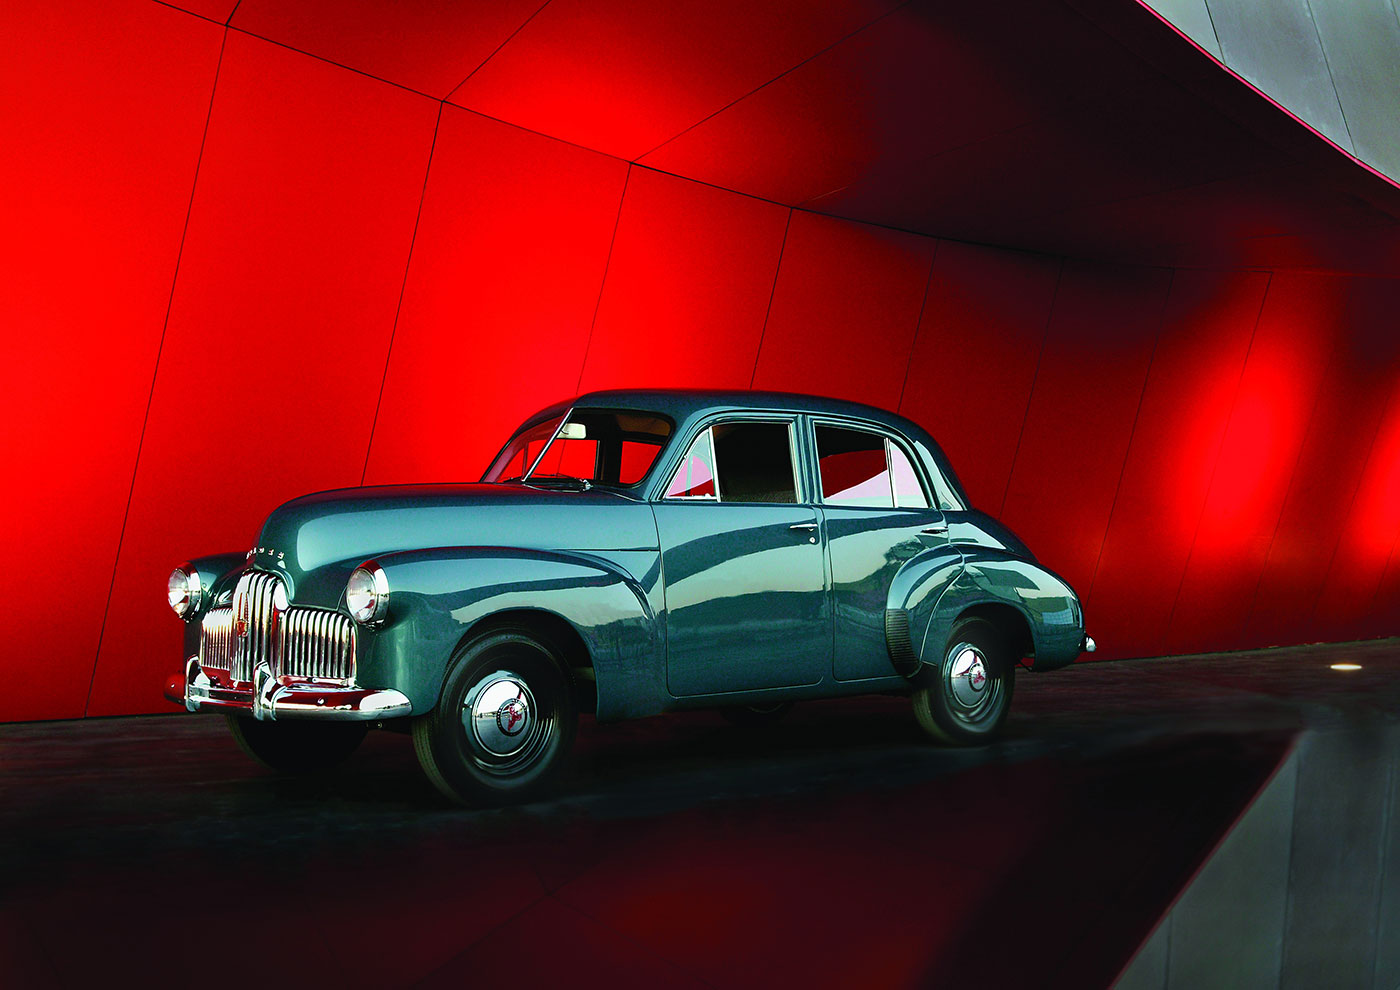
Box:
[84,26,230,716]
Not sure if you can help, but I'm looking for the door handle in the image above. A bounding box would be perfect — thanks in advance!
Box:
[921,523,948,536]
[789,522,818,531]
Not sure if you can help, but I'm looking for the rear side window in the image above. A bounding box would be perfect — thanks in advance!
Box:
[816,425,928,509]
[817,427,891,506]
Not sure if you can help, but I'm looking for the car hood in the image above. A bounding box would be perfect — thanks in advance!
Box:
[252,483,656,602]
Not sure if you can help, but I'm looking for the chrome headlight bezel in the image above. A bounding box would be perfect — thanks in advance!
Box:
[346,562,390,626]
[167,563,203,620]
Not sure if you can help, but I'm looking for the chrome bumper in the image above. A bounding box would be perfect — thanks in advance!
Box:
[165,657,412,722]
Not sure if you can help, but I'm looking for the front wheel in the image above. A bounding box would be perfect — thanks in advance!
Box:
[226,715,367,773]
[911,617,1015,745]
[413,629,577,806]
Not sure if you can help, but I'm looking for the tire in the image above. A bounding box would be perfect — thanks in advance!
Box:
[911,617,1015,745]
[226,714,367,773]
[720,702,794,728]
[412,628,577,806]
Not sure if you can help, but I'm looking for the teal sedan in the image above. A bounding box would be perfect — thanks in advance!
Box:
[164,390,1092,805]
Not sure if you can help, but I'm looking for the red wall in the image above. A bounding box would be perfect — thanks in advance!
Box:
[3,1,1397,720]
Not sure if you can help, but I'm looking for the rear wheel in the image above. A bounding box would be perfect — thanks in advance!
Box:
[911,617,1015,745]
[413,628,577,806]
[226,715,367,773]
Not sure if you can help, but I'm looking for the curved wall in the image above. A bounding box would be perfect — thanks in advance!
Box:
[3,0,1398,720]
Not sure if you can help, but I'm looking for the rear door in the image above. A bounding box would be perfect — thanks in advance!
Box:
[811,421,950,681]
[653,417,831,697]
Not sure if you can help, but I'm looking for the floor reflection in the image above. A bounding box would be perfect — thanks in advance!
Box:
[1,638,1397,987]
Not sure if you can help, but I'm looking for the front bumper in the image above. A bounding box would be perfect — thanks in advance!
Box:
[164,657,412,722]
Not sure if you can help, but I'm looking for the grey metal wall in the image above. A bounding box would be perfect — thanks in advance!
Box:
[1115,727,1400,988]
[1144,0,1400,181]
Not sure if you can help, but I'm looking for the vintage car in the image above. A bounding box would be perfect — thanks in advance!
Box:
[164,389,1093,804]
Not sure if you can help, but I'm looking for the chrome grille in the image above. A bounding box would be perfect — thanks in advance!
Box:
[231,570,284,683]
[278,607,356,683]
[200,570,356,684]
[199,607,235,672]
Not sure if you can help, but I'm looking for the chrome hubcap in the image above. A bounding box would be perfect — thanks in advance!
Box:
[944,642,1000,723]
[461,672,551,775]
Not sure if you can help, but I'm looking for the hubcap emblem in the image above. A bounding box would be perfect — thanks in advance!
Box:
[969,661,987,692]
[496,697,528,736]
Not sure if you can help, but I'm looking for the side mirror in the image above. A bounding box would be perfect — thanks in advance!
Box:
[558,422,587,440]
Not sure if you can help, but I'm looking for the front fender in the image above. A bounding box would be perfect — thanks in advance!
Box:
[924,548,1085,672]
[357,547,662,720]
[181,552,249,657]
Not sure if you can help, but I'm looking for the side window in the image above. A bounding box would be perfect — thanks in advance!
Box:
[889,442,929,509]
[712,422,799,503]
[664,429,717,499]
[816,426,892,507]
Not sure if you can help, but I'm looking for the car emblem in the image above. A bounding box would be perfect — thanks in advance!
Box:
[496,696,528,736]
[969,663,986,691]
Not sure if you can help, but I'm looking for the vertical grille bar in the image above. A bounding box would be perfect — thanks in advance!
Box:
[275,606,355,683]
[198,607,235,671]
[229,571,287,683]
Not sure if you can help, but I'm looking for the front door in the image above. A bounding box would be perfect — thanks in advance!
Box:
[653,419,830,697]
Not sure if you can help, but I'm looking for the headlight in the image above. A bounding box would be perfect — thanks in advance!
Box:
[346,563,389,625]
[167,564,202,620]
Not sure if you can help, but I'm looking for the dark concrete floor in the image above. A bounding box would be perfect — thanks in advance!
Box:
[2,639,1398,988]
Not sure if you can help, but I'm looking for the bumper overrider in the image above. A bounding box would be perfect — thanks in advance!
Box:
[164,656,412,722]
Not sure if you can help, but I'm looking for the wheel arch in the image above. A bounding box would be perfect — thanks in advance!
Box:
[950,602,1034,674]
[452,607,597,713]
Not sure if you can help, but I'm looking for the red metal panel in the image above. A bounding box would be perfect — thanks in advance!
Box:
[898,242,1060,512]
[166,0,239,23]
[230,0,543,98]
[640,0,1151,206]
[450,0,898,160]
[1087,270,1268,660]
[1246,279,1400,647]
[1363,532,1400,641]
[751,211,935,408]
[1312,324,1400,642]
[364,108,629,485]
[998,261,1171,603]
[577,169,789,393]
[0,1,222,721]
[1164,272,1350,656]
[86,32,438,716]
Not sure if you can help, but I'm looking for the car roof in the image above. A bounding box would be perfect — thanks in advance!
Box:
[570,388,914,431]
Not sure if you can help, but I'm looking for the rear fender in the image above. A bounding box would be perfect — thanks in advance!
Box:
[884,545,965,678]
[922,547,1084,673]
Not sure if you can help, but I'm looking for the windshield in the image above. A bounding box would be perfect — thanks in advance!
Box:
[482,414,565,484]
[482,409,673,489]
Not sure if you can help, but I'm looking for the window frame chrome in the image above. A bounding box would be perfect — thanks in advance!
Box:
[659,413,805,505]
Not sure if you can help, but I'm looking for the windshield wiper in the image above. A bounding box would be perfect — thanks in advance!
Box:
[524,475,593,491]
